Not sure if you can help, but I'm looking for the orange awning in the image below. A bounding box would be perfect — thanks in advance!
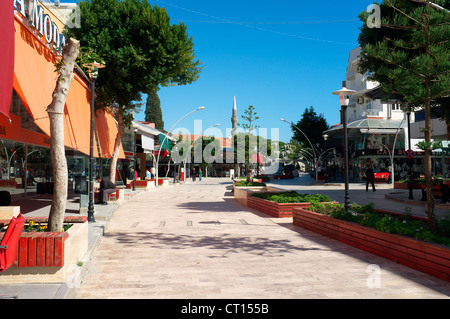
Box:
[0,0,14,118]
[13,16,124,159]
[95,110,125,159]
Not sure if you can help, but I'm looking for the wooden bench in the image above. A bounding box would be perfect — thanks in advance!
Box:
[126,179,156,189]
[94,188,124,204]
[374,172,390,183]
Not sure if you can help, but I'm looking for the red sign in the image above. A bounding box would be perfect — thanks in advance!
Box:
[405,149,415,159]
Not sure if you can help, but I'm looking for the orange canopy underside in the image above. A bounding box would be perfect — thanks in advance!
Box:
[12,17,124,159]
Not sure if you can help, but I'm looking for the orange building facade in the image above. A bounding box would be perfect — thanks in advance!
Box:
[0,1,124,193]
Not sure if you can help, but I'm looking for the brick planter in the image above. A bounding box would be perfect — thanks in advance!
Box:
[247,195,312,218]
[292,207,450,282]
[394,182,421,189]
[233,186,283,207]
[0,216,88,284]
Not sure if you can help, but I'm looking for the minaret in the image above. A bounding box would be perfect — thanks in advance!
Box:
[231,96,237,136]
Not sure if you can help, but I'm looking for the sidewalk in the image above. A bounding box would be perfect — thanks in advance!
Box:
[1,176,449,299]
[0,187,142,299]
[267,174,450,220]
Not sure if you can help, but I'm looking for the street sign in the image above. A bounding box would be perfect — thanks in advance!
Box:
[405,149,415,159]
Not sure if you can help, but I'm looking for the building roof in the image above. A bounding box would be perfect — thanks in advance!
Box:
[324,118,405,135]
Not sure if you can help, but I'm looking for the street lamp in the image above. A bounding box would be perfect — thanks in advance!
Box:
[156,106,205,185]
[86,61,105,223]
[133,127,137,191]
[280,118,319,181]
[332,85,356,212]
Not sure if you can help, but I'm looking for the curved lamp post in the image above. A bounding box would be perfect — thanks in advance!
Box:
[86,61,105,223]
[156,106,205,185]
[332,86,356,212]
[280,118,319,181]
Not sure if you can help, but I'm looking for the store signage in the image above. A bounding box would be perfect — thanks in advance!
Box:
[14,0,66,50]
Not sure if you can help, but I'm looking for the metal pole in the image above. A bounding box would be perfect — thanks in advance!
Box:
[342,105,350,212]
[133,128,137,191]
[87,78,95,223]
[407,108,414,199]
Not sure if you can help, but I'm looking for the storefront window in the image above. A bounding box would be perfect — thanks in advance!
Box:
[0,140,51,190]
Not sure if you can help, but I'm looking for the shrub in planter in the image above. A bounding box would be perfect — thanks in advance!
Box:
[252,191,331,203]
[307,202,450,246]
[234,180,266,187]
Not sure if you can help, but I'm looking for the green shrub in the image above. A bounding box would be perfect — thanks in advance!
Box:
[234,180,266,187]
[306,202,450,246]
[252,191,332,203]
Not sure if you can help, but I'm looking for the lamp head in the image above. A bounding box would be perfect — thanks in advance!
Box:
[197,106,205,111]
[332,87,356,107]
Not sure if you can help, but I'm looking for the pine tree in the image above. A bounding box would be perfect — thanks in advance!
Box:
[358,0,450,230]
[145,88,164,131]
[238,105,260,133]
[293,106,329,149]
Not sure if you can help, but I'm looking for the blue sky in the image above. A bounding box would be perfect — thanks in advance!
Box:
[61,0,369,142]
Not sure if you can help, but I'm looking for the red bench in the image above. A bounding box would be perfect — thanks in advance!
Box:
[374,172,390,182]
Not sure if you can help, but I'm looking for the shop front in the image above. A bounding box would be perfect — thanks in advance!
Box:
[0,1,124,197]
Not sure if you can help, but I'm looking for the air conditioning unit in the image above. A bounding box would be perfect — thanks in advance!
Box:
[357,97,364,104]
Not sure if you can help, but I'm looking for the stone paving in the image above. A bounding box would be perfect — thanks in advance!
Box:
[75,177,450,299]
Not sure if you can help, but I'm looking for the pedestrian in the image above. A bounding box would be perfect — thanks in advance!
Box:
[366,164,376,192]
[192,168,196,181]
[95,176,116,205]
[145,168,152,179]
[199,169,202,181]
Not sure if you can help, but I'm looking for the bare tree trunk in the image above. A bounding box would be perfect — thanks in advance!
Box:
[109,113,124,182]
[423,98,435,231]
[47,39,80,232]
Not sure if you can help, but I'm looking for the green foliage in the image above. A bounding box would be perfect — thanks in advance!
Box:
[238,105,260,133]
[234,181,266,187]
[252,191,332,203]
[358,0,450,107]
[231,132,274,164]
[292,106,329,149]
[415,139,443,151]
[145,88,164,131]
[65,0,202,119]
[307,202,450,246]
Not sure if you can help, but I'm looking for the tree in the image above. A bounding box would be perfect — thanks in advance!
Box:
[238,105,260,133]
[145,88,164,131]
[47,39,80,232]
[65,0,202,181]
[358,0,450,230]
[292,106,329,150]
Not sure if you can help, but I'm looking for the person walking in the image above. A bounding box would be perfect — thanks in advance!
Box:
[192,168,196,182]
[199,169,202,181]
[366,164,376,192]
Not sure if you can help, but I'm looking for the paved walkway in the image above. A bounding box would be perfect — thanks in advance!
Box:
[75,177,450,299]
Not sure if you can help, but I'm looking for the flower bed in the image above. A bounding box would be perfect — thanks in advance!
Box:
[292,203,450,282]
[248,192,333,218]
[0,216,88,284]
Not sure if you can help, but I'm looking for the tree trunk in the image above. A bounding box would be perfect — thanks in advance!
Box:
[47,39,80,232]
[423,98,435,231]
[109,113,124,182]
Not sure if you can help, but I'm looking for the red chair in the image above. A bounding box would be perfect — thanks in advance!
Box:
[0,213,25,272]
